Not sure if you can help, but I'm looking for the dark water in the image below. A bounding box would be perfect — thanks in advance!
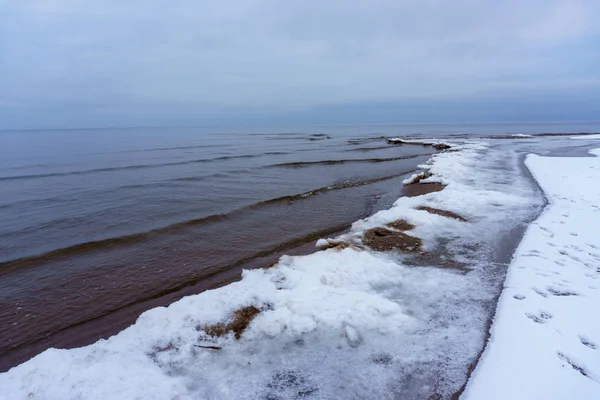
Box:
[1,122,599,371]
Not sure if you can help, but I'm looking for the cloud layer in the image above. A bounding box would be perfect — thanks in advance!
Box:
[1,0,599,128]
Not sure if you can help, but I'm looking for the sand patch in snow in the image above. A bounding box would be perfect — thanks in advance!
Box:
[363,227,422,252]
[416,206,468,222]
[401,181,446,197]
[202,305,261,340]
[385,219,416,231]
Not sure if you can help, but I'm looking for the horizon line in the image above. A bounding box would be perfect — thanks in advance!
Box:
[2,120,600,133]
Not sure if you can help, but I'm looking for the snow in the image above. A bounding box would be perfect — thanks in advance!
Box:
[314,238,347,249]
[388,137,449,147]
[463,149,600,400]
[571,134,600,140]
[0,140,543,400]
[314,238,330,248]
[402,171,428,184]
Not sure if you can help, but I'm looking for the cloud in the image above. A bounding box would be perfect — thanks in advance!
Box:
[0,0,599,128]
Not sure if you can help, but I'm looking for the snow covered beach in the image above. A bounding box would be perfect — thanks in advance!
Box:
[463,142,600,399]
[1,136,599,399]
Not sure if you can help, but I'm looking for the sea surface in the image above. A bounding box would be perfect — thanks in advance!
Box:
[1,122,599,371]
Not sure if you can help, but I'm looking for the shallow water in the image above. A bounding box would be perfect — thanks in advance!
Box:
[1,122,599,371]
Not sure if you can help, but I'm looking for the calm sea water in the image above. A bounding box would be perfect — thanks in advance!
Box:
[1,122,599,370]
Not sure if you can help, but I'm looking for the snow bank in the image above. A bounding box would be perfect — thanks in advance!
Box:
[0,140,542,400]
[463,150,600,400]
[571,134,600,140]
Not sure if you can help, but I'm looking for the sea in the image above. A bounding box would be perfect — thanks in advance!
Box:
[1,121,599,371]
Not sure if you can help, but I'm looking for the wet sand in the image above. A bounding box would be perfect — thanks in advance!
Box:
[400,182,445,197]
[0,238,322,371]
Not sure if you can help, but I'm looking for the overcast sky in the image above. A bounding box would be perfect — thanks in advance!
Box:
[1,0,599,129]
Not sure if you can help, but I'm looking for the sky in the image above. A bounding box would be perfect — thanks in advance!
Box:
[1,0,599,129]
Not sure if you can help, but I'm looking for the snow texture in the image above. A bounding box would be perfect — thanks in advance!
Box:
[463,148,600,400]
[0,140,542,400]
[571,134,600,140]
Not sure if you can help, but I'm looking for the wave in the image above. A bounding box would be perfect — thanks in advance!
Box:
[269,153,430,167]
[343,145,396,152]
[172,173,230,182]
[0,168,416,271]
[0,219,358,357]
[120,143,227,153]
[346,137,387,145]
[8,163,75,171]
[263,134,332,141]
[0,152,289,182]
[0,214,229,272]
[0,169,256,210]
[117,181,192,190]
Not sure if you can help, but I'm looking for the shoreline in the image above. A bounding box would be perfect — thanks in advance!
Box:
[0,164,431,373]
[1,174,450,373]
[0,134,437,373]
[2,134,597,399]
[1,138,547,399]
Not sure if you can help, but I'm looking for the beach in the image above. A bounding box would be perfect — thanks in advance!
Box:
[1,126,600,399]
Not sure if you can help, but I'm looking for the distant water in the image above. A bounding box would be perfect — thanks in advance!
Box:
[1,122,599,370]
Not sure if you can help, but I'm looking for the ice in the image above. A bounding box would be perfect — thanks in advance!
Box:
[0,140,543,400]
[314,238,330,248]
[388,137,451,149]
[463,149,600,400]
[402,171,428,185]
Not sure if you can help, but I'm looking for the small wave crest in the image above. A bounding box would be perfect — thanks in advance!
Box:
[0,152,290,182]
[0,169,416,271]
[269,154,430,168]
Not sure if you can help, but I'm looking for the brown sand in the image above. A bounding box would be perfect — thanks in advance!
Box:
[416,206,468,222]
[328,242,353,251]
[314,238,355,251]
[363,228,422,252]
[400,182,445,197]
[385,219,415,231]
[202,305,261,340]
